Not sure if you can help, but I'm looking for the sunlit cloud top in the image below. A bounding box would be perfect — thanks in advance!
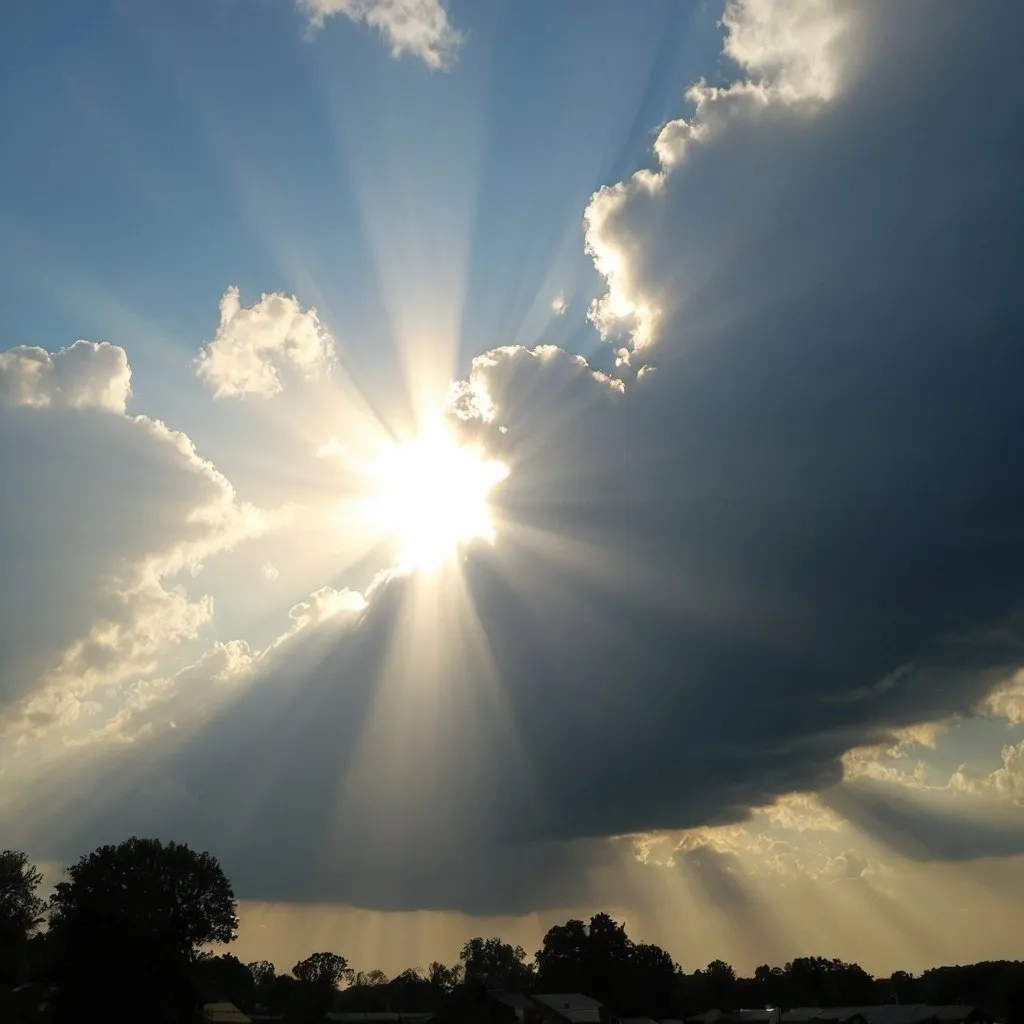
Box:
[298,0,462,69]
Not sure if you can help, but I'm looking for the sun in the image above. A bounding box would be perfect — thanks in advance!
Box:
[367,418,509,571]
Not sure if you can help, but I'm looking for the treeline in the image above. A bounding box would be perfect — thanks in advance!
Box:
[2,842,1024,1024]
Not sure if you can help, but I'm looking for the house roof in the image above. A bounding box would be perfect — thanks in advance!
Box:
[712,1008,977,1024]
[203,1004,252,1024]
[326,1016,435,1023]
[491,993,540,1011]
[827,1008,975,1024]
[532,993,603,1023]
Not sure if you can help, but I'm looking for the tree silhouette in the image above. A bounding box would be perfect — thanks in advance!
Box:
[460,936,535,990]
[535,913,678,1016]
[48,837,237,1024]
[0,850,46,986]
[429,959,464,993]
[248,959,277,986]
[248,959,278,1005]
[194,952,256,1008]
[687,960,738,1011]
[293,950,353,988]
[781,956,875,1007]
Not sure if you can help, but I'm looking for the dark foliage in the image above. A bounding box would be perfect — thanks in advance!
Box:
[4,844,1022,1023]
[535,913,679,1017]
[0,850,46,986]
[46,836,237,1024]
[460,936,535,991]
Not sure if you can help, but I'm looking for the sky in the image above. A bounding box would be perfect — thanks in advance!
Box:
[2,0,1024,982]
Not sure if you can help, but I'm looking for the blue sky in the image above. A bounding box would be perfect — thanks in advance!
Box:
[1,0,719,428]
[3,0,1024,981]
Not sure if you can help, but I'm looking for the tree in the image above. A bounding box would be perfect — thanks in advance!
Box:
[50,836,236,959]
[753,964,784,1007]
[535,918,591,992]
[248,960,278,1006]
[781,957,874,1007]
[460,936,535,990]
[194,952,256,1009]
[48,837,237,1024]
[249,959,278,988]
[0,850,46,985]
[700,960,737,1010]
[536,913,678,1016]
[887,970,917,1005]
[428,960,463,993]
[293,950,353,988]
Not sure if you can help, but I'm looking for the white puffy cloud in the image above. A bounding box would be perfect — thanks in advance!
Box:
[0,340,131,413]
[284,585,367,633]
[983,668,1024,725]
[949,741,1024,807]
[298,0,461,70]
[585,0,857,350]
[0,339,269,737]
[196,286,336,398]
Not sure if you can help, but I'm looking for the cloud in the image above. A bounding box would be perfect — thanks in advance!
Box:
[0,340,131,413]
[983,669,1024,725]
[6,0,1024,915]
[196,286,336,398]
[0,341,268,734]
[949,740,1024,808]
[298,0,461,70]
[551,294,567,317]
[824,780,1024,862]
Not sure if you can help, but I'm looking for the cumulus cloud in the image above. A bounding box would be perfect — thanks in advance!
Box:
[0,340,131,413]
[949,741,1024,808]
[6,0,1024,916]
[298,0,461,70]
[983,669,1024,725]
[196,286,336,398]
[0,340,268,735]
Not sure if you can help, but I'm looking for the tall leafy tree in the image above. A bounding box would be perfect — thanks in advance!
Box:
[194,952,256,1008]
[428,960,464,993]
[248,959,278,1005]
[48,837,237,1024]
[292,950,353,988]
[0,850,46,985]
[249,959,277,988]
[460,936,535,990]
[536,913,678,1015]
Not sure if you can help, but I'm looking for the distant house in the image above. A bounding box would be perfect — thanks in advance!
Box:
[327,1015,436,1024]
[685,1008,990,1024]
[531,994,605,1024]
[204,1003,253,1024]
[477,991,606,1024]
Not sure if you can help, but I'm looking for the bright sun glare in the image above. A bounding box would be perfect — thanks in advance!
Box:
[368,420,509,571]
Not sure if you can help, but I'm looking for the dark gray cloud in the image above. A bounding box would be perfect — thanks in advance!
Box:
[825,782,1024,862]
[6,0,1024,913]
[0,398,258,715]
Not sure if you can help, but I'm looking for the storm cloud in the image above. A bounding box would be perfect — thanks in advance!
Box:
[4,0,1024,914]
